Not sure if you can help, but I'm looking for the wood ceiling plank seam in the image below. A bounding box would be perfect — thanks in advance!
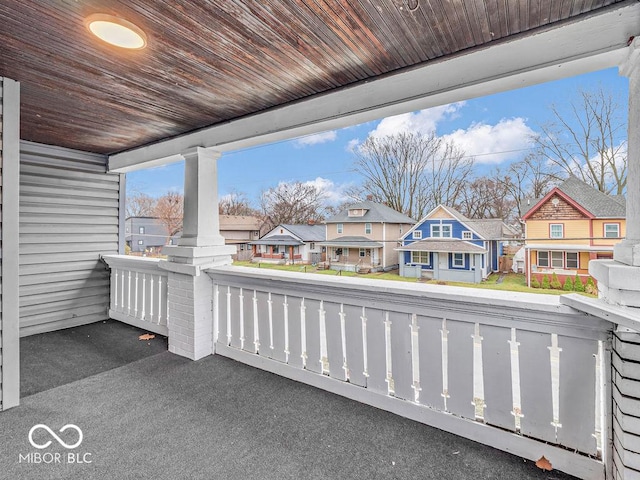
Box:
[324,1,387,76]
[240,1,350,90]
[339,0,403,72]
[370,0,432,63]
[484,0,504,39]
[293,0,378,79]
[419,0,459,55]
[436,0,475,51]
[247,0,359,90]
[518,0,530,31]
[548,0,563,21]
[470,0,494,43]
[132,2,320,102]
[497,0,512,36]
[529,0,542,26]
[448,0,479,48]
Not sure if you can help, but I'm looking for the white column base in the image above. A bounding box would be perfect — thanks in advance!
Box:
[590,259,640,309]
[160,245,235,360]
[614,240,640,267]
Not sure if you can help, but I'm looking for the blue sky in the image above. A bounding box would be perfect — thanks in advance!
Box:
[127,67,628,206]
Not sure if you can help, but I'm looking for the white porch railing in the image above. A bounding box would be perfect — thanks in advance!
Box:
[207,266,613,480]
[102,255,169,336]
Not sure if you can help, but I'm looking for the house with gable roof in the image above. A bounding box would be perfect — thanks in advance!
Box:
[319,201,415,272]
[397,205,518,283]
[522,176,626,287]
[250,224,326,264]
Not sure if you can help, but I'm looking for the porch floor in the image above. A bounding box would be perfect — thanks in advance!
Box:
[3,322,578,479]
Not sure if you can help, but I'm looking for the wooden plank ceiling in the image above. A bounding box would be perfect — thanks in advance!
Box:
[0,0,624,155]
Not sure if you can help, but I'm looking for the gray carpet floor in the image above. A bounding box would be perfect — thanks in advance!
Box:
[3,344,577,480]
[20,320,168,396]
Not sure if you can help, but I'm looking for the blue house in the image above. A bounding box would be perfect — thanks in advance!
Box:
[397,205,518,283]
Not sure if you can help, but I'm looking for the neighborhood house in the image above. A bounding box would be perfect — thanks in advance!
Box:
[319,201,415,272]
[398,205,517,283]
[522,176,626,287]
[250,224,325,264]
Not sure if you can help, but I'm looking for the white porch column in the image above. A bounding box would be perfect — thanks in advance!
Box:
[591,38,640,308]
[160,147,235,360]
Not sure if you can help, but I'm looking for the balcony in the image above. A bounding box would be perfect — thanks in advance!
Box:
[102,254,613,479]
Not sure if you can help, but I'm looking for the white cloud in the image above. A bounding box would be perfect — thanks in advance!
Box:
[442,117,535,164]
[303,177,352,206]
[368,102,465,138]
[346,138,360,153]
[294,130,337,147]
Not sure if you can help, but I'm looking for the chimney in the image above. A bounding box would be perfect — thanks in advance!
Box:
[308,219,315,225]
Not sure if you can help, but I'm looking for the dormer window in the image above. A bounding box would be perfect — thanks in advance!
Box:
[348,208,367,217]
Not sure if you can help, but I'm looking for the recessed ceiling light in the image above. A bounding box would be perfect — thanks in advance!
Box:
[86,14,147,50]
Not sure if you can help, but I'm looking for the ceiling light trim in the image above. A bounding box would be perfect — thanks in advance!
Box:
[85,13,147,50]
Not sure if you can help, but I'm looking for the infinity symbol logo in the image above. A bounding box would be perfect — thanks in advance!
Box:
[28,424,83,449]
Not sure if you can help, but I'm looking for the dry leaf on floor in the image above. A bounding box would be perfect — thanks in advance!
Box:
[535,456,552,471]
[139,333,155,341]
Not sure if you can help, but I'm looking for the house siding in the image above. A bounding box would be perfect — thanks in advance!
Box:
[529,195,585,220]
[19,141,120,336]
[592,218,626,245]
[526,219,591,244]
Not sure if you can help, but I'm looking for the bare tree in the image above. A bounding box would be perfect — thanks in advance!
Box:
[219,190,258,216]
[260,181,326,230]
[154,191,183,244]
[352,132,472,219]
[126,191,156,218]
[457,176,516,222]
[533,86,627,194]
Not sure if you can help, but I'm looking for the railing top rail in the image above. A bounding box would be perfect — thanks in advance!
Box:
[207,265,613,341]
[101,254,166,274]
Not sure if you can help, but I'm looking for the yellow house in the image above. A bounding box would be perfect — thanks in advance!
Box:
[522,176,626,287]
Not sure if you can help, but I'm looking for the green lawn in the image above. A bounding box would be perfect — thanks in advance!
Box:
[232,261,594,295]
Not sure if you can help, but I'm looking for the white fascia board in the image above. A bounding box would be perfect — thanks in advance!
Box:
[109,3,640,173]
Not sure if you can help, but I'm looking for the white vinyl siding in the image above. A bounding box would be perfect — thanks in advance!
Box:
[19,141,120,336]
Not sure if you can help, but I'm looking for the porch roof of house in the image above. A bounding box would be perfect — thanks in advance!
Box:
[250,235,304,246]
[1,2,637,173]
[397,239,488,254]
[319,236,384,249]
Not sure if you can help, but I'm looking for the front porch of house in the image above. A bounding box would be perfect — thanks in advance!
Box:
[4,320,578,479]
[4,3,640,479]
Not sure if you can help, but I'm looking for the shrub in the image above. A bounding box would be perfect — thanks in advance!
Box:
[573,275,585,292]
[585,277,597,295]
[530,276,540,288]
[541,275,550,289]
[550,273,562,290]
[563,276,574,291]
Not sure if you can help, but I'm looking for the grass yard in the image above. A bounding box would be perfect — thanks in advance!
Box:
[232,261,593,295]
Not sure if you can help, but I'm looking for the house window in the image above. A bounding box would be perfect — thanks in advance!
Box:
[139,226,145,234]
[551,251,564,268]
[566,252,579,269]
[310,243,315,250]
[604,223,620,238]
[169,239,173,245]
[538,251,549,267]
[359,248,366,257]
[337,223,343,234]
[462,231,472,240]
[412,230,422,239]
[411,251,430,265]
[452,253,465,267]
[343,248,349,257]
[365,223,372,234]
[431,224,452,238]
[550,224,564,239]
[138,240,144,246]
